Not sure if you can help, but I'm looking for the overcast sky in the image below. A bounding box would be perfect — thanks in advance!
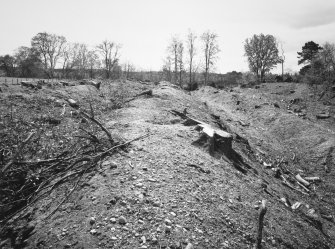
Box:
[1,0,335,74]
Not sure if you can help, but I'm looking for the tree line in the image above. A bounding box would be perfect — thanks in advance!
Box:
[0,32,122,79]
[1,31,335,88]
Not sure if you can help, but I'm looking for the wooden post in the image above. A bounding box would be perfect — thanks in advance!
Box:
[256,200,267,249]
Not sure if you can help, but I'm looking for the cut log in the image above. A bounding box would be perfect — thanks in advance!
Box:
[316,113,330,119]
[124,89,153,103]
[79,80,101,89]
[21,81,42,89]
[136,89,152,97]
[88,80,101,90]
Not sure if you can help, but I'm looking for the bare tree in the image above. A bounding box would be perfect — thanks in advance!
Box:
[122,62,135,79]
[168,37,179,84]
[244,34,280,82]
[162,55,172,82]
[278,40,285,79]
[167,36,185,85]
[75,43,90,78]
[177,42,184,86]
[31,32,66,78]
[186,30,197,86]
[201,31,220,85]
[97,40,120,79]
[87,50,100,79]
[61,43,89,79]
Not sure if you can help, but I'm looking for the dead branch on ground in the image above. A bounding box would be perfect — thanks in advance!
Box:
[256,200,267,249]
[186,163,210,174]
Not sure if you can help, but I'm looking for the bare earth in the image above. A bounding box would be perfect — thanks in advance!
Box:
[0,80,335,249]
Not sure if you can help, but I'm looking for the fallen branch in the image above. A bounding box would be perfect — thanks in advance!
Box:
[256,200,267,249]
[295,174,310,187]
[296,181,310,193]
[280,175,309,195]
[304,176,321,182]
[79,110,114,145]
[124,89,153,103]
[187,163,210,174]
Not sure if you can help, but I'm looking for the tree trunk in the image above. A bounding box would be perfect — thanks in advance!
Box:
[174,46,178,84]
[189,56,192,86]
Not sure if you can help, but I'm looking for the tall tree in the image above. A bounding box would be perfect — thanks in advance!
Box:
[297,41,322,65]
[186,30,197,86]
[97,40,120,79]
[319,42,335,76]
[31,32,66,78]
[244,33,280,82]
[201,31,220,85]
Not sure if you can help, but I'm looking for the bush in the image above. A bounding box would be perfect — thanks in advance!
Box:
[237,72,257,87]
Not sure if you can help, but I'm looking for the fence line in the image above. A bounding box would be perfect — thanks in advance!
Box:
[0,77,65,85]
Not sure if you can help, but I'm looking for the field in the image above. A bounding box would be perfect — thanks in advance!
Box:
[0,79,335,248]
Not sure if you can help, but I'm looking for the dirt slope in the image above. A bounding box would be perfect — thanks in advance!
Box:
[1,80,335,249]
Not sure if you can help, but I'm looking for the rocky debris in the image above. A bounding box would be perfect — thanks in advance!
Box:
[89,217,96,225]
[118,216,127,225]
[67,98,79,109]
[185,243,194,249]
[110,217,116,223]
[102,160,118,169]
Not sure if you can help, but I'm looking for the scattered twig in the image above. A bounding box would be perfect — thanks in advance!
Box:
[2,132,35,173]
[45,169,86,220]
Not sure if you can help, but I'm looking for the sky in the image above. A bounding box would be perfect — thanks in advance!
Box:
[1,0,335,74]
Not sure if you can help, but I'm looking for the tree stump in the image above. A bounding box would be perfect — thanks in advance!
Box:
[193,123,233,156]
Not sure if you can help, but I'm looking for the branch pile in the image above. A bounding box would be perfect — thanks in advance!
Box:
[0,98,148,227]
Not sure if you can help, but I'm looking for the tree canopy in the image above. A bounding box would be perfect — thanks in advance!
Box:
[244,34,280,82]
[297,41,322,65]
